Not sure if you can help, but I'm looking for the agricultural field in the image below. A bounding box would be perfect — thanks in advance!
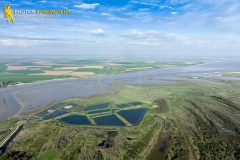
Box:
[0,59,202,86]
[0,80,239,159]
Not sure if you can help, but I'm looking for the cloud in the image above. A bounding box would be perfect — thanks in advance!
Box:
[101,13,112,16]
[38,0,47,3]
[89,28,107,36]
[138,8,150,12]
[125,11,154,22]
[120,29,239,48]
[0,39,40,47]
[20,1,34,5]
[0,34,107,48]
[0,35,58,47]
[171,11,178,15]
[0,39,19,46]
[121,30,178,46]
[100,12,127,21]
[0,36,82,47]
[130,1,174,9]
[74,3,100,10]
[0,36,77,41]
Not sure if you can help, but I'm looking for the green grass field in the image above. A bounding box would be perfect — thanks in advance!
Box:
[0,73,71,83]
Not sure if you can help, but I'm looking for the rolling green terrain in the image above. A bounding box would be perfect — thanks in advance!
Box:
[0,80,239,160]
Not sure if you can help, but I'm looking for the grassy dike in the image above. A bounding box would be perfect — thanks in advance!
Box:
[0,80,240,160]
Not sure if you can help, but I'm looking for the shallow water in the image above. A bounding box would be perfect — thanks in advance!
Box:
[42,110,68,120]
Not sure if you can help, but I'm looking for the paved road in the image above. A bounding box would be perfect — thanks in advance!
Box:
[0,122,23,150]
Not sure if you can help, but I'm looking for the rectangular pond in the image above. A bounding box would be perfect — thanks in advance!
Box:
[87,109,110,115]
[84,103,109,111]
[118,108,148,125]
[42,110,68,120]
[60,115,91,125]
[50,102,69,110]
[94,114,126,126]
[118,103,131,108]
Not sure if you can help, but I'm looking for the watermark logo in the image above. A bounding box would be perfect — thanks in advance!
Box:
[1,3,71,23]
[3,4,14,23]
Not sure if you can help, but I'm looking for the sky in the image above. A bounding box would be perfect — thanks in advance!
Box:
[0,0,240,58]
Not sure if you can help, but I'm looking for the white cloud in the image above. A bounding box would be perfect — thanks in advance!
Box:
[131,1,174,9]
[100,12,127,21]
[125,11,154,22]
[121,30,176,46]
[0,39,16,46]
[0,36,68,47]
[89,28,107,36]
[120,29,240,48]
[101,13,112,16]
[138,8,150,12]
[38,0,47,3]
[171,11,178,15]
[0,39,33,47]
[74,3,100,10]
[174,0,240,32]
[20,1,34,5]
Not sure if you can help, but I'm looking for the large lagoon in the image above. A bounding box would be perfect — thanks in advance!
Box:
[1,57,240,120]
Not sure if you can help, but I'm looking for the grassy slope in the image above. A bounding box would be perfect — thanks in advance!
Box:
[1,81,240,159]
